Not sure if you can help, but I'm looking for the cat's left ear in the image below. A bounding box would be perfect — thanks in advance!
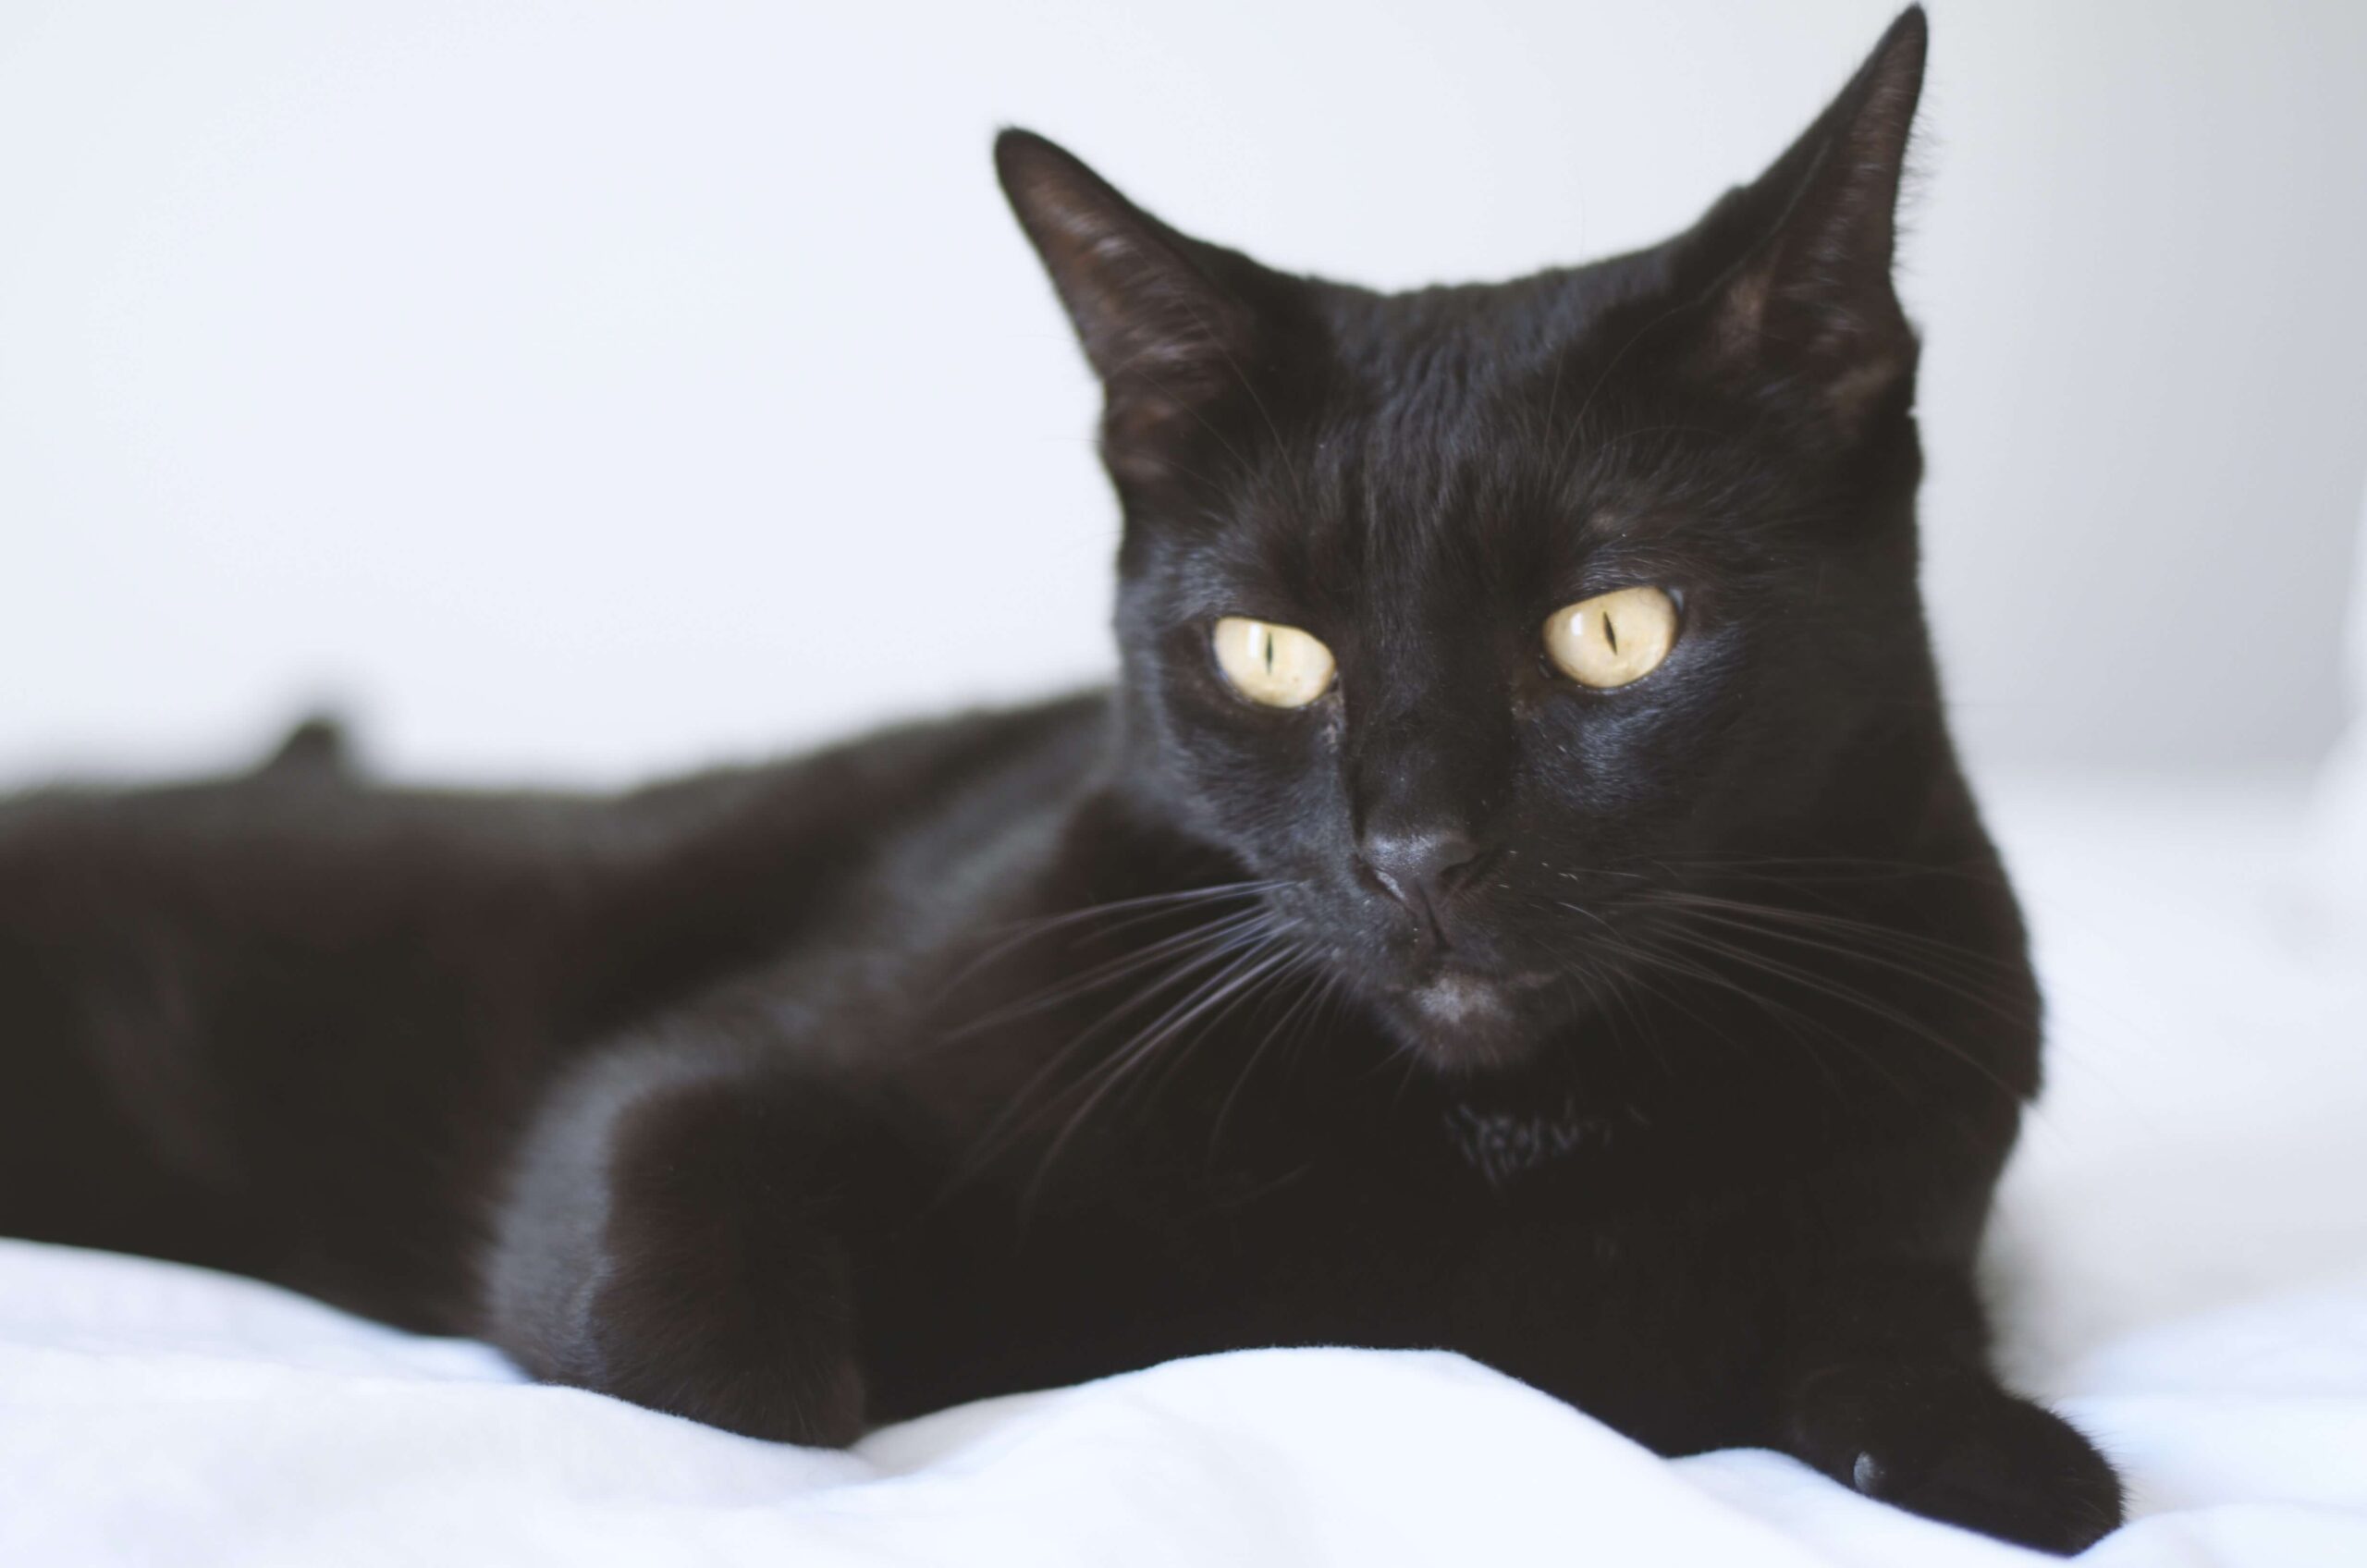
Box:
[997,130,1293,489]
[1674,6,1929,430]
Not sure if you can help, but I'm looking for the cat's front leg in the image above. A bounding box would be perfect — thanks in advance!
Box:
[1772,1256,2123,1555]
[480,1029,890,1445]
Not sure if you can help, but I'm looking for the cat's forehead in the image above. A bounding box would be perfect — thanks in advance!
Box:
[1213,273,1688,568]
[1311,263,1658,410]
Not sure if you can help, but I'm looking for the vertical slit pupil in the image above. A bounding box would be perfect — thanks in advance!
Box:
[1602,610,1620,655]
[1262,629,1275,673]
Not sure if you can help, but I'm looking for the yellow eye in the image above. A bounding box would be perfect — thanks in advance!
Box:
[1211,617,1335,708]
[1544,586,1679,689]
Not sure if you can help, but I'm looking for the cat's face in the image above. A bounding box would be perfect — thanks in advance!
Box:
[1002,13,1939,1072]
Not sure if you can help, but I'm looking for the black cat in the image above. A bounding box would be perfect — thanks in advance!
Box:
[0,8,2123,1553]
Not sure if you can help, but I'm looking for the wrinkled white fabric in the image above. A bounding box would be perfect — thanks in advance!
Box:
[4,775,2362,1567]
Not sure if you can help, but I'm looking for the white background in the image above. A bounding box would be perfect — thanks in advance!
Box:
[3,0,2362,787]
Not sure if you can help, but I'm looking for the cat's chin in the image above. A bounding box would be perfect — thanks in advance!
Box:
[1378,965,1556,1075]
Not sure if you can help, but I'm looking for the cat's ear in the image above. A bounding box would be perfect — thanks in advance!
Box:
[1674,7,1928,430]
[997,130,1282,488]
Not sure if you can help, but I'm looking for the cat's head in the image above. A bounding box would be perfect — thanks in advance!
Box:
[1001,10,1947,1074]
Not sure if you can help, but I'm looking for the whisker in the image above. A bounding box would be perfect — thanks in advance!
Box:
[935,880,1280,1002]
[1625,930,1906,1101]
[1021,940,1300,1214]
[1640,886,2022,976]
[934,905,1273,1046]
[944,915,1283,1186]
[1551,910,1859,1097]
[1645,898,2031,1023]
[1206,951,1327,1161]
[1647,922,2025,1105]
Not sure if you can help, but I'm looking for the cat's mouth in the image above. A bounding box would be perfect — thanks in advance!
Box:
[1405,965,1525,1022]
[1382,966,1552,1037]
[1385,963,1555,1068]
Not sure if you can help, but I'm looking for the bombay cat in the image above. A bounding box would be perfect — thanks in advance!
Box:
[0,9,2123,1552]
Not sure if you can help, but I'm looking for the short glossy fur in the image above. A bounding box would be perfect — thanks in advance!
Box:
[0,11,2122,1551]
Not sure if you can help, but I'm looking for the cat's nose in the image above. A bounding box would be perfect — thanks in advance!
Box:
[1359,826,1485,920]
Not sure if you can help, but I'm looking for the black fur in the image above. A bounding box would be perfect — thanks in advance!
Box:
[0,10,2122,1552]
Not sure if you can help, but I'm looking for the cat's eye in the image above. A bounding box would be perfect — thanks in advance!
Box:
[1543,586,1680,690]
[1211,617,1335,708]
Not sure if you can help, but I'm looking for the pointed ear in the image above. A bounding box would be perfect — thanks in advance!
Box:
[1681,7,1928,430]
[996,130,1280,487]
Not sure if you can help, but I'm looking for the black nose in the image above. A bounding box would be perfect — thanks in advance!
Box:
[1360,826,1485,920]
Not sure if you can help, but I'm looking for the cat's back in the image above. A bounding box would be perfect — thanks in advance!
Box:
[0,692,1111,980]
[0,692,1112,1321]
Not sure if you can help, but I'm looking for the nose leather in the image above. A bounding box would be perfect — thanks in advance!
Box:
[1360,825,1484,925]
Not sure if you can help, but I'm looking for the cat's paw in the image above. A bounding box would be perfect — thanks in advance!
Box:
[1788,1365,2123,1555]
[575,1084,872,1447]
[583,1255,868,1447]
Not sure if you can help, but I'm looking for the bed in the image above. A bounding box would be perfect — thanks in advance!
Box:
[5,768,2363,1566]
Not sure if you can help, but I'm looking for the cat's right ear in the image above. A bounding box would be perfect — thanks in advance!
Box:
[996,130,1281,489]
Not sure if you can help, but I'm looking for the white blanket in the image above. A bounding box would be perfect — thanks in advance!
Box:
[5,774,2363,1566]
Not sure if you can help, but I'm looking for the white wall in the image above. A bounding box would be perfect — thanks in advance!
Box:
[3,0,2362,786]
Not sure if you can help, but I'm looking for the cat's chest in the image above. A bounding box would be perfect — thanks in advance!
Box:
[1006,1083,1646,1300]
[1436,1093,1651,1191]
[860,1083,1676,1418]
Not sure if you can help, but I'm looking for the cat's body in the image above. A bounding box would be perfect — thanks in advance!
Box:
[2,689,2015,1439]
[0,10,2125,1552]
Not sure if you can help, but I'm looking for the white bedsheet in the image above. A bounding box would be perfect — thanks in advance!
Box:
[5,772,2363,1566]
